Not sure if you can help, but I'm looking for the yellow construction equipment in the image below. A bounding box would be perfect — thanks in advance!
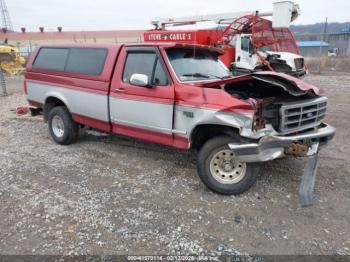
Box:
[0,44,26,76]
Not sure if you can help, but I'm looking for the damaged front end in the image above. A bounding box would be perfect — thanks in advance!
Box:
[228,124,335,207]
[261,51,307,78]
[206,72,336,207]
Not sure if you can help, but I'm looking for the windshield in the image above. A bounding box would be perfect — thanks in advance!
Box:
[258,46,272,53]
[166,48,231,82]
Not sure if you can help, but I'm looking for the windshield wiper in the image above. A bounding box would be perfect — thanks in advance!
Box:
[219,75,233,80]
[182,73,210,79]
[182,73,232,80]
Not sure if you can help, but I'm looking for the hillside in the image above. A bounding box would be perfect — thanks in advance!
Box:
[291,22,350,34]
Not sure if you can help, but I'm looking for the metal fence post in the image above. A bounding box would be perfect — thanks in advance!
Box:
[0,67,7,96]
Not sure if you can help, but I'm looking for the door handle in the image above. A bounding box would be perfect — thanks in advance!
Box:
[114,88,126,93]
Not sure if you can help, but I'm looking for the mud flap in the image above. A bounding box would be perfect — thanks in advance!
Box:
[298,143,320,208]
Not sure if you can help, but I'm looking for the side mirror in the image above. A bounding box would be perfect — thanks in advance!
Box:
[130,74,151,87]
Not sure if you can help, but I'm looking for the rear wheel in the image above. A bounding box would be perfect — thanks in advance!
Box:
[197,135,260,195]
[48,106,79,145]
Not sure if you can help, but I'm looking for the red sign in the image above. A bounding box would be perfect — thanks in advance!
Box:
[144,31,196,43]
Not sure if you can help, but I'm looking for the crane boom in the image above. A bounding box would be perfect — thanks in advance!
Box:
[151,11,273,29]
[151,1,300,29]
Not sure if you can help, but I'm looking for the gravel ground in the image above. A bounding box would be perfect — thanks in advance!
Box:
[0,73,349,256]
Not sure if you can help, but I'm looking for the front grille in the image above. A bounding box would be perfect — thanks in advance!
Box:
[279,97,327,133]
[294,58,304,70]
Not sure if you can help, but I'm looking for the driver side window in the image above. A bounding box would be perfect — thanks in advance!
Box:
[122,52,168,86]
[241,36,251,52]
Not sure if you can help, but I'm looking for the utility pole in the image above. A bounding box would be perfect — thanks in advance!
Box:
[0,0,13,32]
[318,17,328,74]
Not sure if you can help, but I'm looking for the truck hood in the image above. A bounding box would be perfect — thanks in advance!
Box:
[197,71,321,96]
[264,51,303,60]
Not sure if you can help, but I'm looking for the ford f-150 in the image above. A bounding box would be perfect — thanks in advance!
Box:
[25,43,335,206]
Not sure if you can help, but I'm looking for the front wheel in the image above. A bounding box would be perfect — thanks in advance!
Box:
[197,136,260,195]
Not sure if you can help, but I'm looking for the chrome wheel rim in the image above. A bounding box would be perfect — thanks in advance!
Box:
[209,149,247,184]
[52,115,65,138]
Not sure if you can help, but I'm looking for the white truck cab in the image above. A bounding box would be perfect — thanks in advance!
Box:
[233,34,306,77]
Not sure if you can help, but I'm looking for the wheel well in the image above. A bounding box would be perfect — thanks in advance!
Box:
[190,125,240,150]
[44,97,67,121]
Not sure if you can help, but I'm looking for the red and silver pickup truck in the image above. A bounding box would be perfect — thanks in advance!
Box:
[25,43,335,206]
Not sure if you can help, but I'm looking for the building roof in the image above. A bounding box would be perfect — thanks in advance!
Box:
[297,41,329,48]
[0,30,145,41]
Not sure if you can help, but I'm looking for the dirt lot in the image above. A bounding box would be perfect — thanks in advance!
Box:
[0,73,349,256]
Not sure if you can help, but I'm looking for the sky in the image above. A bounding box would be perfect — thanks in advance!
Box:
[6,0,349,32]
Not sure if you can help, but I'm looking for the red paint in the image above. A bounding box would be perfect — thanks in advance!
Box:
[196,72,320,96]
[171,76,254,114]
[23,80,28,95]
[109,92,174,105]
[28,100,43,108]
[113,123,172,146]
[173,135,190,149]
[220,46,236,69]
[72,114,111,132]
[26,77,109,96]
[253,71,321,95]
[112,123,189,150]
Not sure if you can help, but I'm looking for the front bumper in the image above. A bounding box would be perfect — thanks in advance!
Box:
[289,69,307,78]
[229,123,335,163]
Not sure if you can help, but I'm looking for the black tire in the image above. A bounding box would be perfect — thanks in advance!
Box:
[48,106,79,145]
[197,135,260,195]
